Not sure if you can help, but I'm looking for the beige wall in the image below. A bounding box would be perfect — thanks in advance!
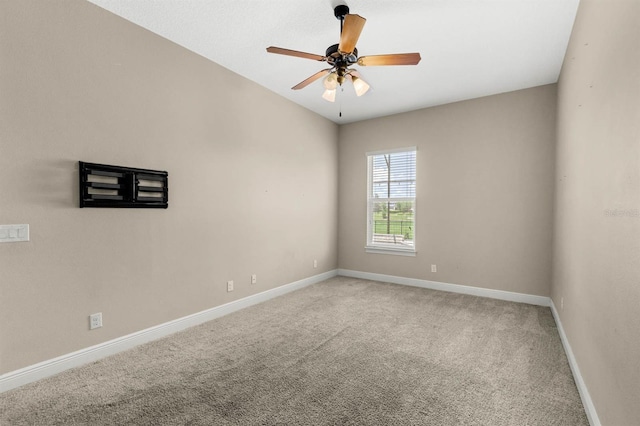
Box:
[338,86,557,297]
[0,1,338,374]
[553,0,640,424]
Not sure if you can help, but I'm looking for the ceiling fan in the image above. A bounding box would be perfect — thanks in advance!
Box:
[266,4,421,102]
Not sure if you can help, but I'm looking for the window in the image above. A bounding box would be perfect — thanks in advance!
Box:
[366,148,416,256]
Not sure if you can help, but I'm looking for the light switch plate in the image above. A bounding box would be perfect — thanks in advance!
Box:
[0,224,29,243]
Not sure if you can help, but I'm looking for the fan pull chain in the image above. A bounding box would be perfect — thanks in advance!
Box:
[339,87,344,118]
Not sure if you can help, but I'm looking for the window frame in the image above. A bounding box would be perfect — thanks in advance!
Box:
[365,147,417,256]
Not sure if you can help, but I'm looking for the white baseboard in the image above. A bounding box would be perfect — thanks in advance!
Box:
[549,301,601,426]
[338,269,551,306]
[0,269,338,393]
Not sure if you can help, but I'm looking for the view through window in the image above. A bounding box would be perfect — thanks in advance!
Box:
[367,148,416,253]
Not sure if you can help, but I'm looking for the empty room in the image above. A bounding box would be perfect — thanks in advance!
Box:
[1,0,638,424]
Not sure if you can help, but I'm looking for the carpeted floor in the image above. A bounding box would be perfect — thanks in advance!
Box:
[0,276,588,425]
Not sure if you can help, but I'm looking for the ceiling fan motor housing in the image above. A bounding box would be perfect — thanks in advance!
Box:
[326,44,358,66]
[325,43,358,85]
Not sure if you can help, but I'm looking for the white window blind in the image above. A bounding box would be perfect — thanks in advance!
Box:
[366,148,416,255]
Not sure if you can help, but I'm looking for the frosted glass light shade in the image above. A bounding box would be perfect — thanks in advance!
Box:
[322,89,336,102]
[352,76,370,96]
[323,73,338,90]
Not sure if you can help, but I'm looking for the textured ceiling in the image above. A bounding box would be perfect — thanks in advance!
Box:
[87,0,580,124]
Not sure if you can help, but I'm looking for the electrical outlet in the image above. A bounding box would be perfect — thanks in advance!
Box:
[89,313,102,330]
[431,264,437,273]
[313,259,318,268]
[227,280,234,292]
[251,274,257,284]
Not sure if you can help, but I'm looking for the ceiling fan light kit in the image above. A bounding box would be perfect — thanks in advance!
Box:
[266,4,421,105]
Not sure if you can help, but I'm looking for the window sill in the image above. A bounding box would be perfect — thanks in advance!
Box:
[365,245,416,257]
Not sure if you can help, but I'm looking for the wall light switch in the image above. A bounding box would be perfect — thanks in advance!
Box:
[0,224,29,243]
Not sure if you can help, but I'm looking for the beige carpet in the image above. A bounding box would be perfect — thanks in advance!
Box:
[0,276,588,425]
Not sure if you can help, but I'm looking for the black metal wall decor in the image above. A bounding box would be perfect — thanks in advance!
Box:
[79,161,168,208]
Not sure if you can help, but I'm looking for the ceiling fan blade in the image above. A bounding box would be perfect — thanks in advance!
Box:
[338,14,366,54]
[292,68,332,90]
[266,46,326,62]
[357,53,422,66]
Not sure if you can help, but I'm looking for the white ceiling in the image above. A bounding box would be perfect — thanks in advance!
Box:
[87,0,580,124]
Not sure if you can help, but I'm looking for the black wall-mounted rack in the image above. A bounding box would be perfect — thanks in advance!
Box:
[79,161,168,208]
